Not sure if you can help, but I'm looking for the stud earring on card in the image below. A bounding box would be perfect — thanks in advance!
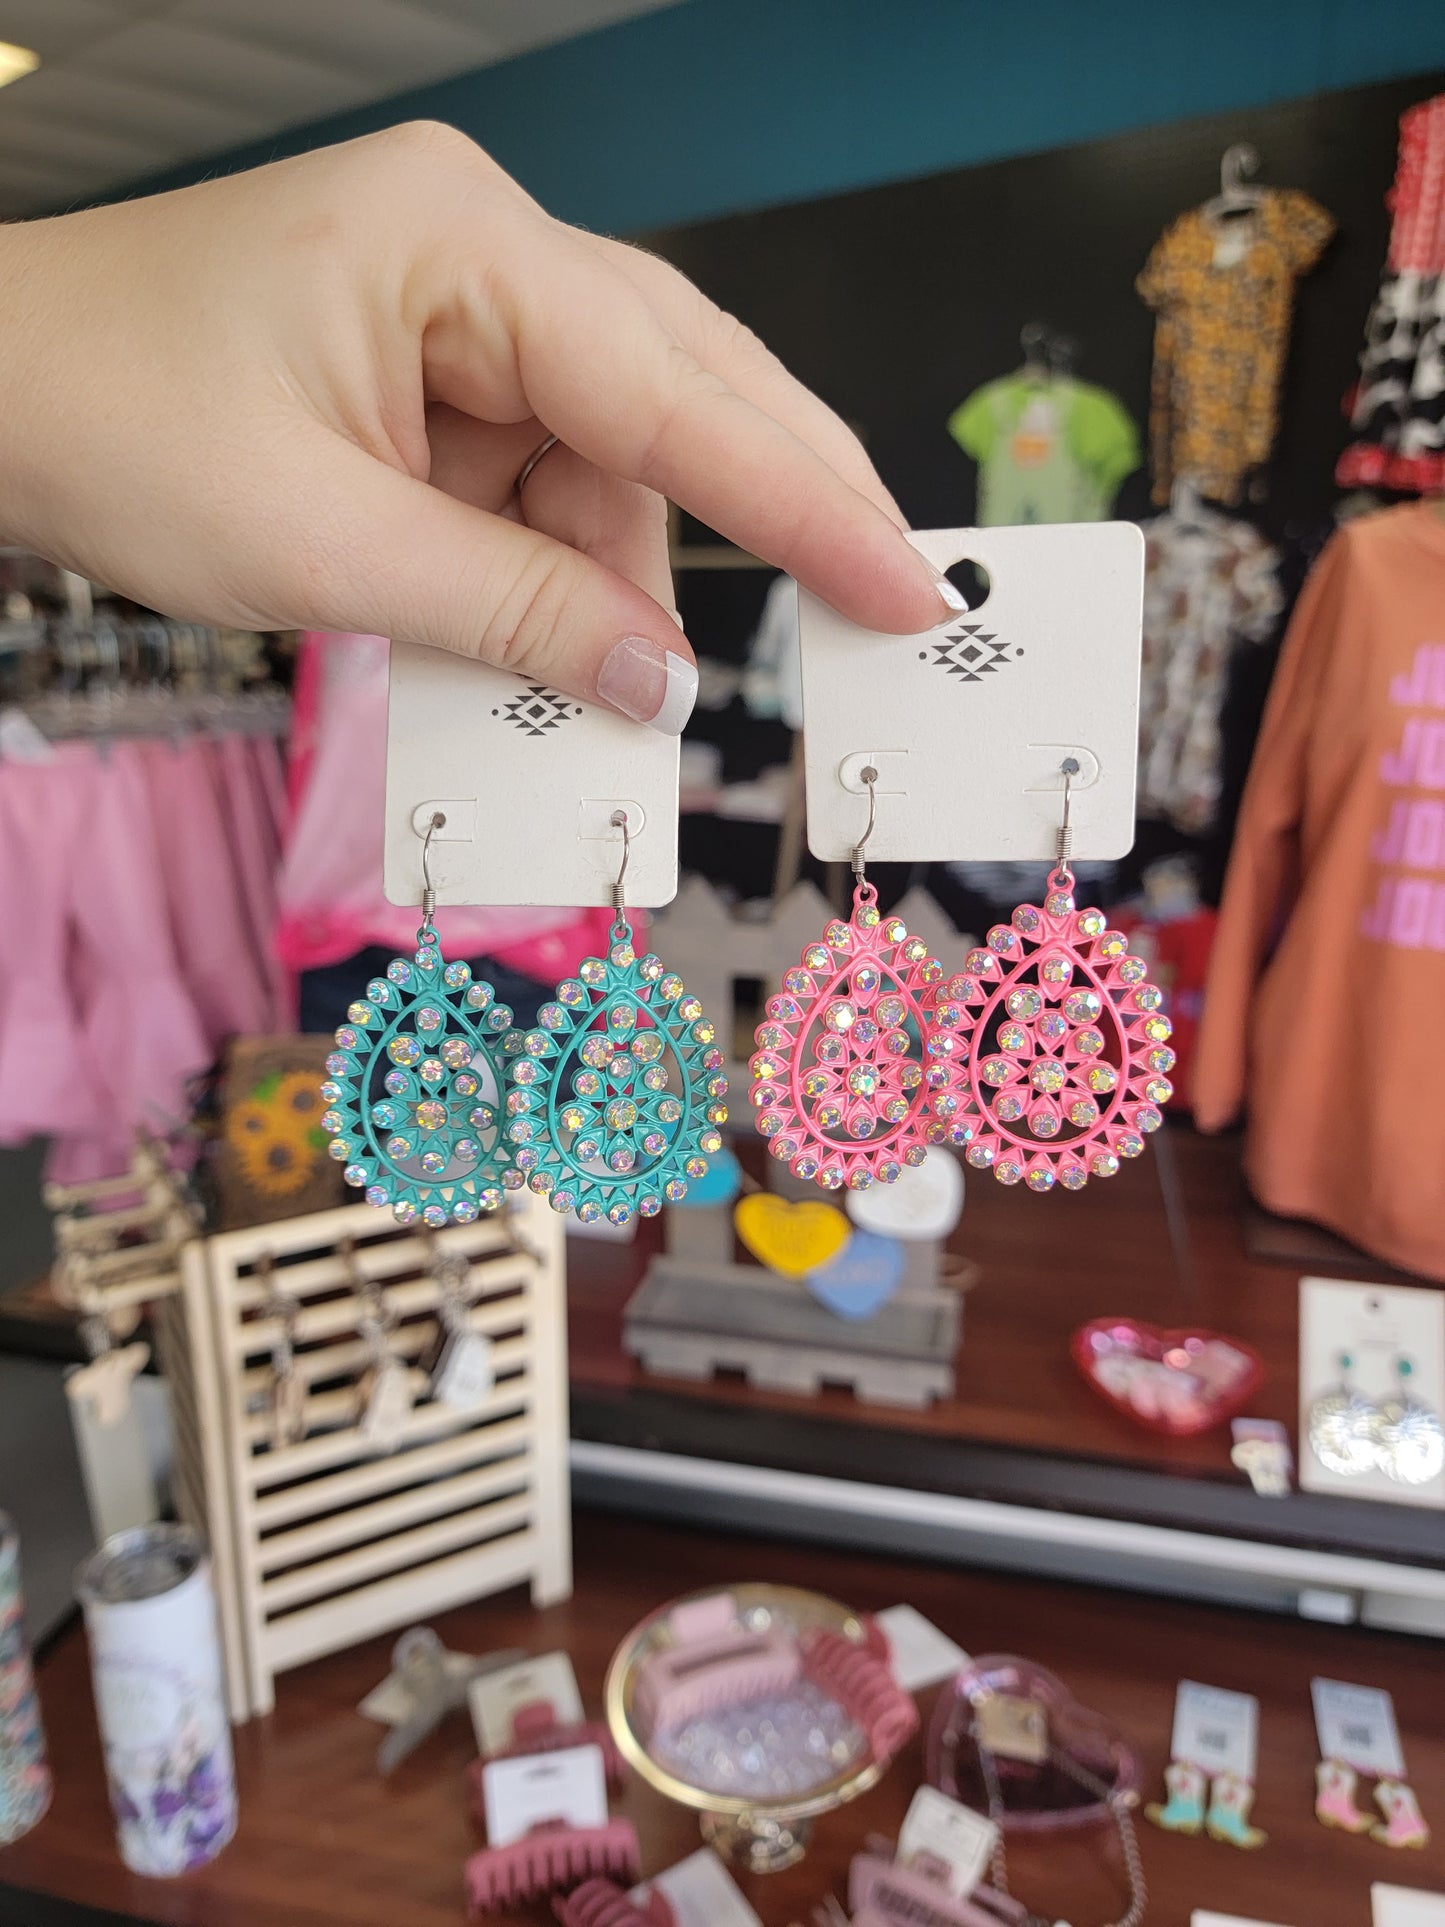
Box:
[928,757,1171,1192]
[1308,1351,1377,1478]
[321,811,519,1229]
[749,766,970,1192]
[1369,1355,1444,1487]
[506,810,727,1226]
[258,1253,306,1451]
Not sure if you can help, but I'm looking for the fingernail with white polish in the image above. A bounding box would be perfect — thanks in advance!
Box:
[597,635,697,733]
[920,558,969,624]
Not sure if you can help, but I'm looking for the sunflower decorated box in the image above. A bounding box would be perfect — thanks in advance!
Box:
[208,1036,346,1230]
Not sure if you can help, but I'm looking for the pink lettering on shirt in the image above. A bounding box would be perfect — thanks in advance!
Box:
[1361,642,1445,948]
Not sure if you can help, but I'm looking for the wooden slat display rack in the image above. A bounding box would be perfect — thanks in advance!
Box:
[162,1194,571,1719]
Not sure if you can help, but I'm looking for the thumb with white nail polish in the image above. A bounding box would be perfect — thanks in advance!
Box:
[280,441,699,733]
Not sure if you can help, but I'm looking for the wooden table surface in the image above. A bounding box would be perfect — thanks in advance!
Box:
[4,1508,1442,1927]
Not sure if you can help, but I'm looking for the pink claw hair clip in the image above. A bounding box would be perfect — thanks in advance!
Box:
[470,1698,628,1794]
[632,1591,801,1739]
[465,1817,640,1917]
[847,1844,1029,1927]
[749,769,972,1194]
[799,1621,918,1764]
[928,758,1171,1193]
[554,1879,677,1927]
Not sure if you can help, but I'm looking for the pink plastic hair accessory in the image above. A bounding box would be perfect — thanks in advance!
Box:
[465,1818,640,1917]
[749,771,970,1194]
[554,1878,677,1927]
[632,1592,800,1739]
[799,1623,918,1765]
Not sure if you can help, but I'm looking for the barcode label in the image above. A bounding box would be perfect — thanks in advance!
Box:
[1311,1679,1405,1778]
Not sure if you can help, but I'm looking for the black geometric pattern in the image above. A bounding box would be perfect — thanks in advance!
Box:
[491,683,581,736]
[920,624,1022,684]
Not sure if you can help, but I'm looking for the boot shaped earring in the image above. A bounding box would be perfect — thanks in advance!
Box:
[1371,1778,1430,1850]
[1205,1770,1268,1850]
[1315,1759,1374,1834]
[1146,1758,1207,1834]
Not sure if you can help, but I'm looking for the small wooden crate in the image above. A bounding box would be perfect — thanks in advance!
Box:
[169,1194,571,1719]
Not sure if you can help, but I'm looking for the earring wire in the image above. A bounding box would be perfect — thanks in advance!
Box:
[420,810,446,922]
[851,766,879,884]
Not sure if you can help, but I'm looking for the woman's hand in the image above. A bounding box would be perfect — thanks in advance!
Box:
[0,123,962,730]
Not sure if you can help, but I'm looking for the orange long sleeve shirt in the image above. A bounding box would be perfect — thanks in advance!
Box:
[1193,503,1445,1279]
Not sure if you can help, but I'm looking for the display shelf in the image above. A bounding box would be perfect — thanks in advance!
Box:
[567,1129,1445,1590]
[3,1510,1442,1926]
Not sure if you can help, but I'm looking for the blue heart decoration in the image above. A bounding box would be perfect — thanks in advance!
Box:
[672,1145,742,1207]
[804,1229,905,1322]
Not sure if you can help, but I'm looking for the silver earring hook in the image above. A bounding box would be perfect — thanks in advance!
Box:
[609,809,631,926]
[420,810,446,922]
[1056,757,1080,875]
[850,766,879,885]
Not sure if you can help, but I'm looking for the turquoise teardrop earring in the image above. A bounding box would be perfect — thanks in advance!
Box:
[506,809,728,1226]
[320,812,519,1227]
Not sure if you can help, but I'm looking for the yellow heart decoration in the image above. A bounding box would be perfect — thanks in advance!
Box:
[734,1193,852,1278]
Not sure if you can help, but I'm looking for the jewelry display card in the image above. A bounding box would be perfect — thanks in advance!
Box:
[1312,1679,1407,1779]
[798,524,1144,862]
[1299,1278,1445,1510]
[1193,1915,1294,1927]
[385,641,679,908]
[1170,1681,1259,1781]
[875,1603,969,1693]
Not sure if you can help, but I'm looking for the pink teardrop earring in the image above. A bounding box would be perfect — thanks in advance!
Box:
[926,758,1172,1193]
[748,767,971,1192]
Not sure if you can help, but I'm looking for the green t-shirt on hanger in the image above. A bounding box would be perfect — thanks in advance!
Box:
[947,375,1140,525]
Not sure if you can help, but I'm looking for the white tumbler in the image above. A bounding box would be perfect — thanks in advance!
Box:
[76,1523,237,1875]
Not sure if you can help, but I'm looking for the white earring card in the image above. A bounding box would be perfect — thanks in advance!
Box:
[385,641,679,909]
[798,524,1145,862]
[1299,1277,1445,1510]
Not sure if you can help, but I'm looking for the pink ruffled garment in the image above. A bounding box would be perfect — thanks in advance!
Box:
[0,747,98,1145]
[276,633,620,980]
[139,737,275,1049]
[208,732,290,1026]
[47,743,211,1182]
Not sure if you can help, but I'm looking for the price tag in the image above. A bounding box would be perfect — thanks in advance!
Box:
[480,1743,607,1847]
[432,1329,494,1412]
[469,1651,584,1755]
[1170,1681,1259,1780]
[875,1604,968,1693]
[975,1693,1049,1764]
[633,1849,763,1927]
[898,1784,997,1897]
[1312,1679,1406,1778]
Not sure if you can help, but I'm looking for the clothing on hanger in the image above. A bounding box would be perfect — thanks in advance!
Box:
[1137,187,1334,505]
[1337,93,1445,494]
[946,374,1139,525]
[740,574,803,729]
[1139,509,1283,833]
[1193,504,1445,1280]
